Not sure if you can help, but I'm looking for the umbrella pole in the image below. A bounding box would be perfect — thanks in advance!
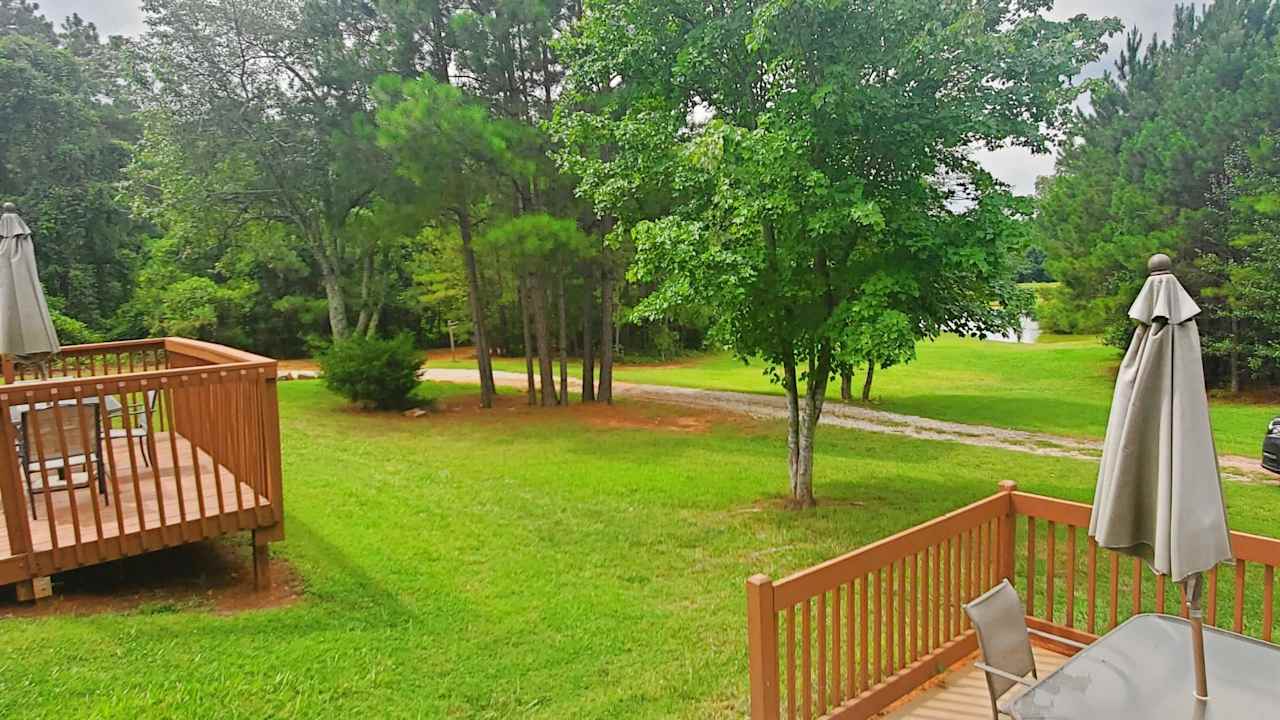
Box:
[1185,574,1209,701]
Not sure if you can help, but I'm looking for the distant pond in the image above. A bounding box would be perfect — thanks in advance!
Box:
[987,317,1041,344]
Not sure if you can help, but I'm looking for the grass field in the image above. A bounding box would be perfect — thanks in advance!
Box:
[440,334,1279,457]
[4,381,1279,718]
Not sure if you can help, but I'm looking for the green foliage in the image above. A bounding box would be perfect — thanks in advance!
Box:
[1037,0,1280,387]
[8,381,1280,717]
[319,333,425,410]
[0,19,140,333]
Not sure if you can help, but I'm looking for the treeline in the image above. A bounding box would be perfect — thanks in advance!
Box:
[1037,0,1280,390]
[0,0,708,406]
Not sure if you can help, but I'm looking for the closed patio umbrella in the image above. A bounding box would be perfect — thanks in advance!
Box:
[0,202,60,376]
[1089,253,1233,702]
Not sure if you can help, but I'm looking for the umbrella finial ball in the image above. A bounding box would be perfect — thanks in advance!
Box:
[1,202,14,213]
[1148,253,1173,276]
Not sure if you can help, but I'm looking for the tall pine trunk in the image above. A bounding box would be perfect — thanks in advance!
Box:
[458,206,496,408]
[558,274,569,405]
[598,265,614,404]
[519,275,536,405]
[530,274,557,405]
[581,272,596,402]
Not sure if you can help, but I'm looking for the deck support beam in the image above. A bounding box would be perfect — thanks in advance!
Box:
[252,530,271,592]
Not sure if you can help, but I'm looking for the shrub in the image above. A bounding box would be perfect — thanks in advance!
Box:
[319,333,424,410]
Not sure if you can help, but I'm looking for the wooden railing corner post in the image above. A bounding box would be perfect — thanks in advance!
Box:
[747,574,780,720]
[998,481,1018,583]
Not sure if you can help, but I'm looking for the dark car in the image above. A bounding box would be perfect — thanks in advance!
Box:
[1265,418,1280,475]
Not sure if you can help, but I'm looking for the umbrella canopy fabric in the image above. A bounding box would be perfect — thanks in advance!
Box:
[0,203,60,359]
[1089,257,1232,583]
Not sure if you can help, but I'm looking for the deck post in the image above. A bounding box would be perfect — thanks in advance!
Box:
[998,481,1018,583]
[15,576,52,602]
[252,530,271,592]
[747,574,780,720]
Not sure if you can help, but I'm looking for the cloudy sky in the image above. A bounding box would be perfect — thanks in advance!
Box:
[39,0,1183,195]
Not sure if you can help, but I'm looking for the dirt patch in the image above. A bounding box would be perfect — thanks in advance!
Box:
[278,358,321,374]
[0,539,303,618]
[425,346,477,362]
[421,387,735,434]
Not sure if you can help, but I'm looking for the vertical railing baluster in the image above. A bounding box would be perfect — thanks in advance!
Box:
[1045,521,1056,623]
[1065,525,1076,628]
[1234,561,1246,633]
[1026,517,1037,616]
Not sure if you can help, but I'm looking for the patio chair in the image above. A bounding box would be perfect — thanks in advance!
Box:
[19,404,109,519]
[964,579,1089,720]
[108,389,158,467]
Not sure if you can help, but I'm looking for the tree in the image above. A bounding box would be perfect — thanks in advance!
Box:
[134,0,396,341]
[0,13,140,334]
[1037,1,1280,388]
[376,75,523,407]
[557,0,1116,506]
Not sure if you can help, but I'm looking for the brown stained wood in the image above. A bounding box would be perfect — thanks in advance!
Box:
[1264,566,1275,643]
[1109,553,1120,630]
[896,559,906,672]
[1131,558,1142,616]
[139,382,169,546]
[803,598,813,720]
[1026,517,1036,616]
[818,592,827,717]
[747,576,781,720]
[845,580,855,702]
[885,563,895,676]
[929,545,940,652]
[878,646,1067,720]
[951,535,962,635]
[818,632,980,720]
[1234,561,1246,633]
[909,552,918,663]
[858,575,868,696]
[787,605,797,720]
[93,385,127,557]
[833,584,842,707]
[874,568,883,686]
[1156,574,1166,615]
[1065,525,1076,629]
[47,397,86,558]
[1208,566,1218,627]
[25,392,63,556]
[772,494,1007,606]
[1045,521,1056,623]
[70,397,106,557]
[1086,539,1098,635]
[0,434,270,563]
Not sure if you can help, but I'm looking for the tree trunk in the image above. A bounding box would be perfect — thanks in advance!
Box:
[458,207,496,408]
[1230,317,1241,394]
[519,276,536,405]
[782,353,814,508]
[530,274,557,406]
[319,259,350,341]
[598,265,614,404]
[582,272,595,402]
[862,358,875,402]
[558,273,569,405]
[840,370,852,401]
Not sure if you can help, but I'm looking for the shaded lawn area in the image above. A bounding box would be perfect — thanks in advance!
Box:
[442,334,1278,457]
[3,381,1278,719]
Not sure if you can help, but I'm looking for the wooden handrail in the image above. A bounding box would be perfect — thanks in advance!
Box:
[747,483,1280,720]
[0,337,283,591]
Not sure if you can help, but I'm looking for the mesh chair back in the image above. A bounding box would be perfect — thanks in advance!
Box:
[965,579,1036,701]
[23,404,97,462]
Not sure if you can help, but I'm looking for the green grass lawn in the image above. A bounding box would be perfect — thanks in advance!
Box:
[440,334,1278,456]
[4,381,1279,718]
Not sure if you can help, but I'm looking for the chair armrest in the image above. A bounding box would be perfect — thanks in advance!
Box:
[974,662,1037,688]
[1027,628,1090,650]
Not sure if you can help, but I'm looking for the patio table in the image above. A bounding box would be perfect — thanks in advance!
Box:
[1007,614,1280,719]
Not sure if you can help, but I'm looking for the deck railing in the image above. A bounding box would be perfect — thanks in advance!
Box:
[746,481,1280,720]
[0,338,283,593]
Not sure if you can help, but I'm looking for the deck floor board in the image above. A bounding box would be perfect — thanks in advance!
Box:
[879,646,1067,719]
[1,433,268,560]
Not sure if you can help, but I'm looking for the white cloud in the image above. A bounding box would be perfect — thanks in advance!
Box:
[37,0,145,39]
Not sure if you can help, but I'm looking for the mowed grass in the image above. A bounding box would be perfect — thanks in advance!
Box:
[442,334,1278,456]
[4,381,1280,719]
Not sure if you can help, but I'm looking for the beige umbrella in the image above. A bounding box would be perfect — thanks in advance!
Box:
[0,202,60,377]
[1089,253,1233,702]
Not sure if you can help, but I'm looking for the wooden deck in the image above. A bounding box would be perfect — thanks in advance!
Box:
[1,431,273,584]
[878,646,1067,720]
